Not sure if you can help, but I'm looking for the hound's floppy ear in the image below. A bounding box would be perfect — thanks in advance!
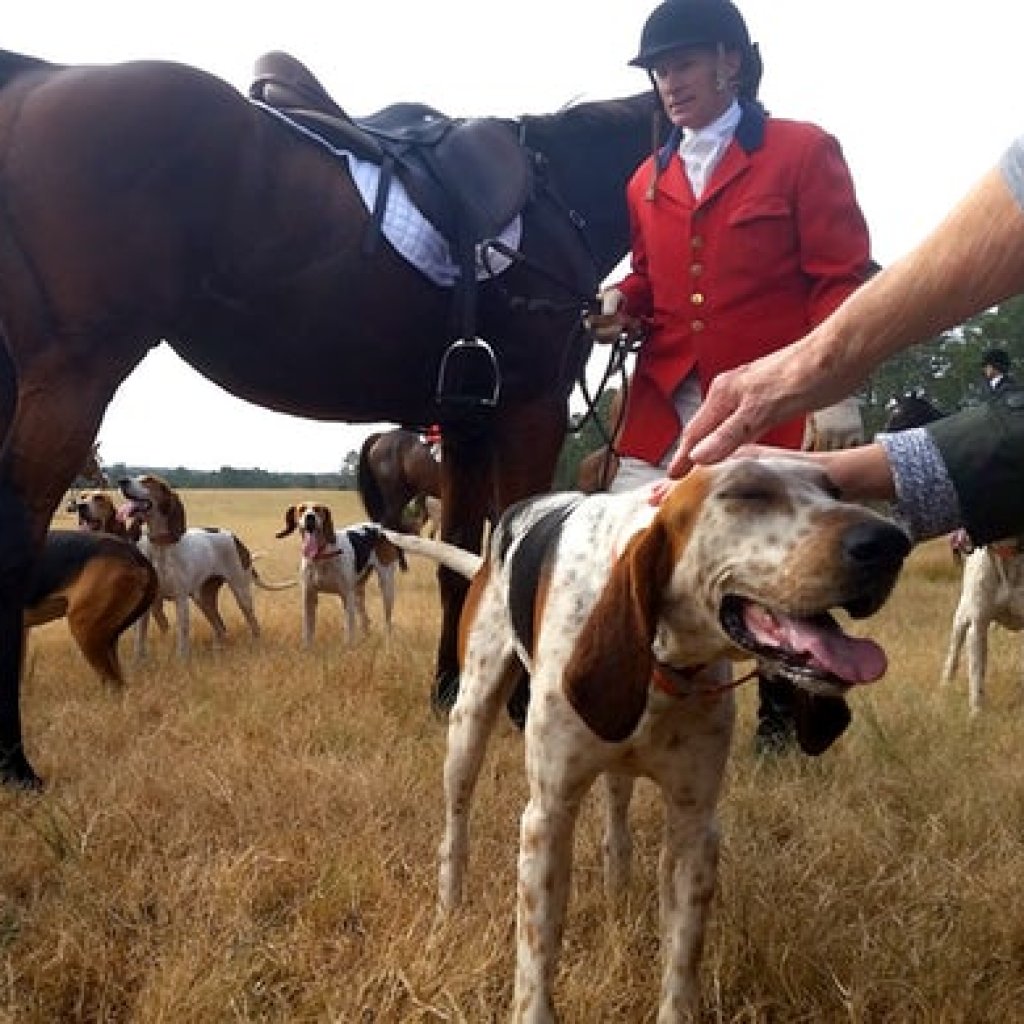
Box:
[563,521,674,742]
[164,490,186,541]
[276,506,298,539]
[322,507,336,546]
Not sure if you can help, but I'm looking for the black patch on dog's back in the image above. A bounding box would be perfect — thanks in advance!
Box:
[501,495,584,655]
[27,531,137,605]
[347,524,380,576]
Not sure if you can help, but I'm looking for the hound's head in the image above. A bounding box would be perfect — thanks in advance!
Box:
[276,502,336,557]
[565,457,910,743]
[75,490,119,533]
[118,474,186,543]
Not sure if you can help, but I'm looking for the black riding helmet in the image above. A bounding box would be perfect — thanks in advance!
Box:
[631,0,751,67]
[630,0,762,101]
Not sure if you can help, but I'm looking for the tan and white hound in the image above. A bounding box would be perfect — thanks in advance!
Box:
[25,531,157,685]
[276,503,402,647]
[386,457,910,1022]
[940,538,1024,714]
[119,474,293,658]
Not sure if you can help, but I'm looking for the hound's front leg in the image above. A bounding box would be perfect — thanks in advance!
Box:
[965,619,989,715]
[655,689,734,1024]
[174,596,190,658]
[514,789,584,1023]
[301,586,317,648]
[657,806,720,1023]
[939,607,968,691]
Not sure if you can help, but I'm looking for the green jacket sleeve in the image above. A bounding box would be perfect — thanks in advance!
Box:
[927,385,1024,545]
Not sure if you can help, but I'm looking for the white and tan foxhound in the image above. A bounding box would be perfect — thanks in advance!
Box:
[276,503,402,647]
[386,457,910,1022]
[119,474,293,658]
[940,537,1024,714]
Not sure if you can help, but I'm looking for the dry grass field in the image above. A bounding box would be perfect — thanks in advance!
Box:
[4,489,1024,1022]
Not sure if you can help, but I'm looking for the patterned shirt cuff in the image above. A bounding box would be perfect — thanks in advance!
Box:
[877,428,962,542]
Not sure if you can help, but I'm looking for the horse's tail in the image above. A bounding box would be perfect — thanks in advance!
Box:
[0,50,51,91]
[356,431,387,522]
[381,529,482,580]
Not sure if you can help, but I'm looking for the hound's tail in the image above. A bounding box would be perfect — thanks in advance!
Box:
[247,552,298,590]
[381,529,482,579]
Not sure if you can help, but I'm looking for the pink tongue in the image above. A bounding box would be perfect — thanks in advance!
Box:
[116,501,139,523]
[743,605,888,684]
[302,534,320,559]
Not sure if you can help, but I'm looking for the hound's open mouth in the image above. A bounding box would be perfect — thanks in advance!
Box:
[720,595,887,688]
[117,498,150,522]
[77,510,100,531]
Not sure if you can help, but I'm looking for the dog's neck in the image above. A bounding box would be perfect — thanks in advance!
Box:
[651,658,755,699]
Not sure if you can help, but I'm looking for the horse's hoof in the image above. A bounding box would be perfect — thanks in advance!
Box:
[1,751,44,791]
[431,670,460,719]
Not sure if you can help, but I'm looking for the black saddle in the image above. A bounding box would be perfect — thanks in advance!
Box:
[250,51,531,252]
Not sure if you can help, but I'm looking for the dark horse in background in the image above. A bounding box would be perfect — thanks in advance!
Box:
[883,393,946,432]
[357,428,442,534]
[0,48,656,785]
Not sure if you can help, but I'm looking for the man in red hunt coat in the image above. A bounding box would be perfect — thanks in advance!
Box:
[593,0,872,754]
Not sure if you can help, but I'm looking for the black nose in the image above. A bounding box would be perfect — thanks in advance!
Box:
[842,521,911,572]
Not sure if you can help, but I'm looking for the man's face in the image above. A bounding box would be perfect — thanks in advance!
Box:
[650,46,740,131]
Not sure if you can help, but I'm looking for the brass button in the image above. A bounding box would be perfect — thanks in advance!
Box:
[691,292,705,305]
[691,319,705,331]
[690,262,703,276]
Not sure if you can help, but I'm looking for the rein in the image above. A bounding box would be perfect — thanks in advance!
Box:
[652,660,759,699]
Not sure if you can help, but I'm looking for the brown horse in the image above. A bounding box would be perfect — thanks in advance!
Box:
[0,48,655,785]
[357,428,442,533]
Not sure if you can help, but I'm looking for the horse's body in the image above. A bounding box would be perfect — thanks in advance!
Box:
[357,428,442,532]
[0,49,654,784]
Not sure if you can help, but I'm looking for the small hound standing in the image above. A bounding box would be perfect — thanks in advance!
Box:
[387,458,909,1023]
[940,538,1024,714]
[119,474,293,658]
[25,531,157,685]
[276,503,401,647]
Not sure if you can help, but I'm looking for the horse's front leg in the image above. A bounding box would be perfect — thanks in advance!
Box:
[432,424,492,713]
[0,487,37,786]
[0,348,133,787]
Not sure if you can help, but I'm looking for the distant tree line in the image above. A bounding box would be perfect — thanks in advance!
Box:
[96,461,358,491]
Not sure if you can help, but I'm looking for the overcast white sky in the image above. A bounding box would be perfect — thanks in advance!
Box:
[8,2,1023,471]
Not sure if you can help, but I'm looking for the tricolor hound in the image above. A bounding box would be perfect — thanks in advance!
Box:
[386,457,909,1022]
[25,531,157,685]
[119,474,294,658]
[940,538,1024,714]
[276,503,402,647]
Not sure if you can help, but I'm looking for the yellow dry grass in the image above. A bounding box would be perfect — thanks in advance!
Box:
[4,491,1024,1022]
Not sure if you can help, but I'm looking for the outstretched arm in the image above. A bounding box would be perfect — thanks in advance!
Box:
[668,156,1024,474]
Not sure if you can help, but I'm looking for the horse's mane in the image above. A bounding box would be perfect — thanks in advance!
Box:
[0,50,52,90]
[520,92,656,151]
[517,92,657,279]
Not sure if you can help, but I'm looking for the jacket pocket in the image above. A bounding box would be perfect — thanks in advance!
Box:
[722,195,796,275]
